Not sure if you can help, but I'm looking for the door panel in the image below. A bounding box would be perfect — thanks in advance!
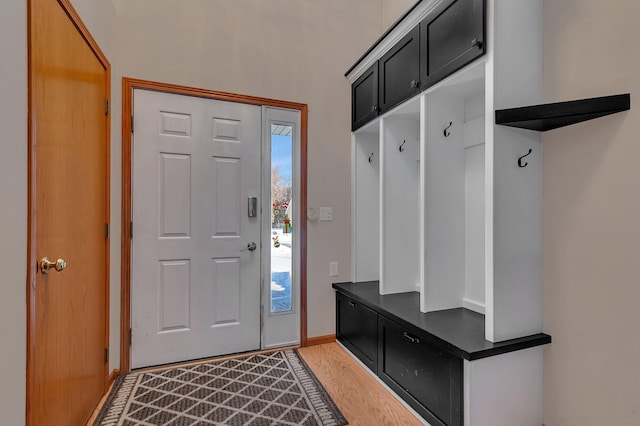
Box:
[212,157,242,235]
[160,153,191,236]
[351,63,379,130]
[336,293,378,372]
[28,0,110,424]
[420,0,485,89]
[379,317,462,426]
[132,90,261,368]
[158,260,191,331]
[378,26,420,113]
[211,257,242,324]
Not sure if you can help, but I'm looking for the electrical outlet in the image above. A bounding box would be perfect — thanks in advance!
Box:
[319,207,333,222]
[329,262,338,277]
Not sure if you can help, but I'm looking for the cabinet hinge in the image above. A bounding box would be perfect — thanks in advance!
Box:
[104,98,110,115]
[104,348,109,363]
[105,223,109,239]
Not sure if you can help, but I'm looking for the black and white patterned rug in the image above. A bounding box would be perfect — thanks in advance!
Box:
[93,350,348,426]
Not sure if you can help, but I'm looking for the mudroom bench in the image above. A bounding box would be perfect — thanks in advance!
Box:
[333,281,551,426]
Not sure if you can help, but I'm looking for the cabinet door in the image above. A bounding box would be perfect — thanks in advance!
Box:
[336,293,378,373]
[352,63,379,131]
[420,0,485,89]
[379,317,462,426]
[378,26,420,114]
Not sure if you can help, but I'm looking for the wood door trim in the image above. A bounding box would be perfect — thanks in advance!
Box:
[121,78,308,373]
[26,0,111,423]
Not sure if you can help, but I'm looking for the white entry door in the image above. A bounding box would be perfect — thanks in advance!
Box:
[131,89,262,369]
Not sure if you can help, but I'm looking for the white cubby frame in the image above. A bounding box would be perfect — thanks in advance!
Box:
[349,0,543,344]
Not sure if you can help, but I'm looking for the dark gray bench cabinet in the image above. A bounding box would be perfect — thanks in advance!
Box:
[334,281,551,426]
[336,292,378,373]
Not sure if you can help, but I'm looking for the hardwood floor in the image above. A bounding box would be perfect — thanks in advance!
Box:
[88,343,423,425]
[298,343,424,426]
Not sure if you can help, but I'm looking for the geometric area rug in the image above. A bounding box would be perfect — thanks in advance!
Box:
[93,349,348,426]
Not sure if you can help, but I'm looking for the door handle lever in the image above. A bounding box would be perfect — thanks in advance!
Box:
[241,242,257,252]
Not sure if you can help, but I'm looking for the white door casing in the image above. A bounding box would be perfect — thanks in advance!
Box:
[131,89,261,368]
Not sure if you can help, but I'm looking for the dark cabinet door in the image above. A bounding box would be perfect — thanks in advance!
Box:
[420,0,485,89]
[351,63,379,131]
[336,293,378,373]
[378,26,420,113]
[379,317,462,426]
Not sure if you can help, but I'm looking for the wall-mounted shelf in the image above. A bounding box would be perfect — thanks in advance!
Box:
[495,93,630,131]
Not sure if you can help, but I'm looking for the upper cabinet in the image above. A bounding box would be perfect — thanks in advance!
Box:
[349,0,486,130]
[351,64,379,131]
[420,0,485,89]
[378,26,421,114]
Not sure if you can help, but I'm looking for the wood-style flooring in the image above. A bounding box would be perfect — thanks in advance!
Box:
[88,342,423,425]
[298,343,424,426]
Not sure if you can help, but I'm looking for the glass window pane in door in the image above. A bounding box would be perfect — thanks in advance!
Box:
[270,124,293,313]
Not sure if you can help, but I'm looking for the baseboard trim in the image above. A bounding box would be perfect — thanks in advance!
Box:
[108,369,120,386]
[306,334,336,346]
[462,298,486,314]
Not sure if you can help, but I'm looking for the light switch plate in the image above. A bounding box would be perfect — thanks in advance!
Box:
[307,205,319,221]
[319,207,333,222]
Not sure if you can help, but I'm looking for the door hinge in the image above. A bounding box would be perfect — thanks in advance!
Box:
[104,348,109,363]
[130,221,133,239]
[260,304,264,329]
[105,223,109,239]
[131,115,134,133]
[104,98,110,115]
[129,328,132,346]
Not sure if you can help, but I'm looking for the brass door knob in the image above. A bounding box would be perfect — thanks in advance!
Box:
[40,257,67,274]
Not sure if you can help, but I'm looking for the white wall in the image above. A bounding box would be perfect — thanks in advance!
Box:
[0,0,27,424]
[542,0,640,424]
[383,0,418,29]
[112,0,385,340]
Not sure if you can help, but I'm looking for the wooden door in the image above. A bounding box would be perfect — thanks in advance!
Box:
[131,90,261,368]
[27,0,110,425]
